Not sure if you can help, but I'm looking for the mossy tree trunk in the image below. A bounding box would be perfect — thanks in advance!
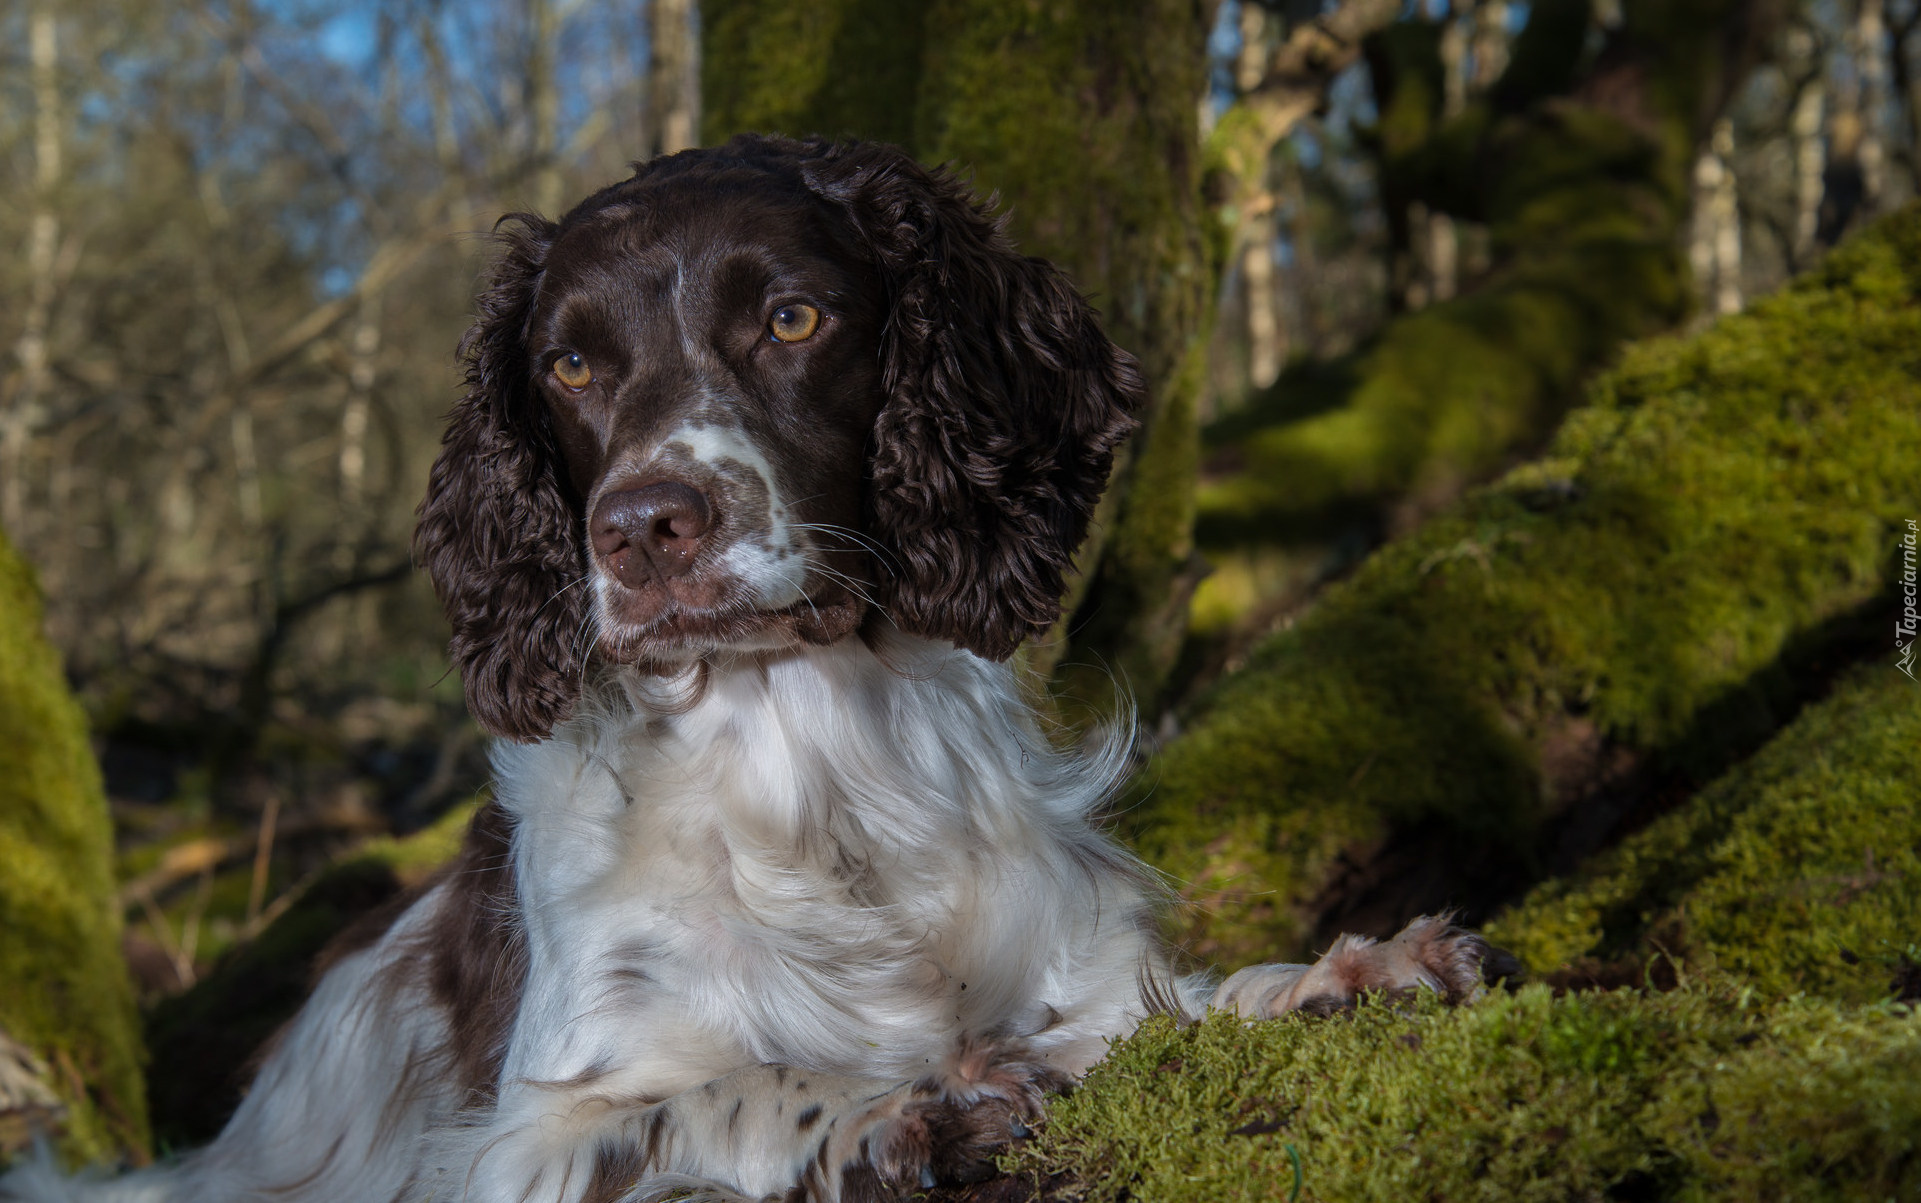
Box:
[704,0,1217,716]
[1134,202,1921,967]
[0,532,148,1167]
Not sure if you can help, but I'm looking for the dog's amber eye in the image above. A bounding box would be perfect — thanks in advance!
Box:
[552,352,594,390]
[769,304,821,343]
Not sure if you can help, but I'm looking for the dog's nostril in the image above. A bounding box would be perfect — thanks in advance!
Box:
[640,482,712,543]
[591,481,715,584]
[654,511,700,542]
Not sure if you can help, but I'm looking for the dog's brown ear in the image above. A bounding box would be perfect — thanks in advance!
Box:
[800,141,1144,660]
[415,216,585,741]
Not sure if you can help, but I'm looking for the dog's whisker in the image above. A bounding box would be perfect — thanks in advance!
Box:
[535,573,595,622]
[789,523,903,576]
[800,563,883,611]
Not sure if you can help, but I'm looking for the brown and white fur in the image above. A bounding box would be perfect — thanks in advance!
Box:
[2,137,1506,1203]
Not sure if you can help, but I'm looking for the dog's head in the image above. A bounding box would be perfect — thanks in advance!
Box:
[416,136,1144,741]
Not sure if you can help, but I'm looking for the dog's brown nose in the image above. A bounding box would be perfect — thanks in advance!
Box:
[591,482,714,585]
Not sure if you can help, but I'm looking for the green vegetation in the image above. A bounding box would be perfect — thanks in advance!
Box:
[0,532,148,1164]
[1487,664,1921,1005]
[1131,203,1921,967]
[1005,983,1921,1202]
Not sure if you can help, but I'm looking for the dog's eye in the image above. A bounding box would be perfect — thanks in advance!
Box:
[768,304,822,343]
[552,352,594,390]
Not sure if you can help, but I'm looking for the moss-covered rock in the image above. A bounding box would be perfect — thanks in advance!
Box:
[0,533,148,1165]
[1004,983,1921,1202]
[1016,654,1921,1197]
[1132,203,1921,966]
[1485,664,1921,1005]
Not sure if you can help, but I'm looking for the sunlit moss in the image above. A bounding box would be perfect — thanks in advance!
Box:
[1006,983,1921,1202]
[1198,105,1686,548]
[0,534,148,1164]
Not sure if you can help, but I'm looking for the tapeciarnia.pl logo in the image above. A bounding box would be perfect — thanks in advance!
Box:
[1900,518,1918,681]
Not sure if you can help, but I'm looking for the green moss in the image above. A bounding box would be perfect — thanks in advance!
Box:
[0,533,148,1164]
[1486,665,1921,1004]
[1134,205,1921,966]
[1006,983,1921,1202]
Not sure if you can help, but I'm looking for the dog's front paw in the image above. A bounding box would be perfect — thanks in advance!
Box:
[796,1053,1068,1201]
[1216,914,1520,1018]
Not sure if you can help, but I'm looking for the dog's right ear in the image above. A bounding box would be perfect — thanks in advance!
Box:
[415,216,584,742]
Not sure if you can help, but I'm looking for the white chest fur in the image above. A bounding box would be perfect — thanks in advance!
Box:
[490,634,1160,1099]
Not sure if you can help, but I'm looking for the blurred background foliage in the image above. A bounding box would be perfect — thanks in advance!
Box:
[1,0,1919,1181]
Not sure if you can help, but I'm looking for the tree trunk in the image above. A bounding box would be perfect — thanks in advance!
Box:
[1819,0,1888,245]
[526,0,563,216]
[5,4,62,541]
[647,0,700,158]
[1790,41,1826,265]
[703,0,1216,717]
[1893,6,1921,194]
[1855,0,1889,212]
[1134,201,1921,965]
[0,532,150,1166]
[1690,117,1743,317]
[1243,218,1284,390]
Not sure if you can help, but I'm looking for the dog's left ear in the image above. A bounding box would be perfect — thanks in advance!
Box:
[800,141,1144,660]
[415,215,586,742]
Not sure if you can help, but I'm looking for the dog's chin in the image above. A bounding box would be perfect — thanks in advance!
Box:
[595,591,869,667]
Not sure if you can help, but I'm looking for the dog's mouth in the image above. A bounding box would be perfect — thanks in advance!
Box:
[583,440,878,662]
[591,574,870,663]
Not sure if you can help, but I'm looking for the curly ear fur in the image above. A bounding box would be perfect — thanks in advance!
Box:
[796,140,1145,660]
[415,216,585,742]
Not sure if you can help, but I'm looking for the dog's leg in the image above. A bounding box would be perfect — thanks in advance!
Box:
[1211,914,1519,1018]
[416,1046,1066,1203]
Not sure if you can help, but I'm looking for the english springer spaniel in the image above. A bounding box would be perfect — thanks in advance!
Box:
[4,136,1506,1203]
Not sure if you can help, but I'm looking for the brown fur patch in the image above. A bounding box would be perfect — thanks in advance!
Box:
[353,802,528,1106]
[423,803,527,1099]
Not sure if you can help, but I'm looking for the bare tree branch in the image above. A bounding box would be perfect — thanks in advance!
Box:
[1245,0,1403,145]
